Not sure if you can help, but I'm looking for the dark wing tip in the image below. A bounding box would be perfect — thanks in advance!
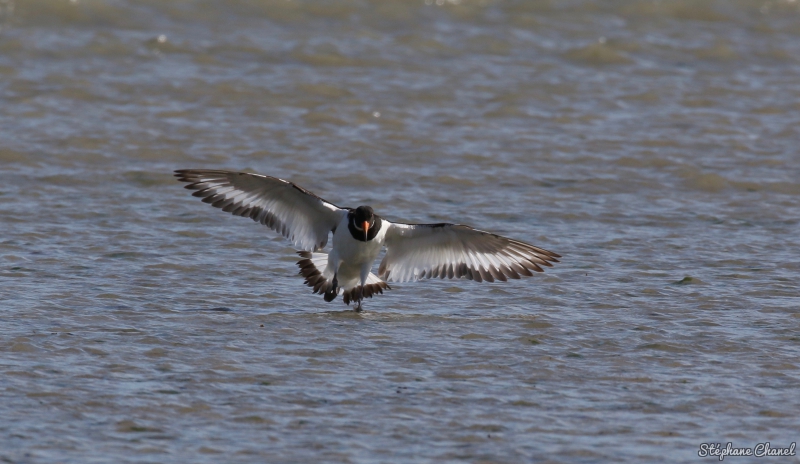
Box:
[174,169,210,184]
[174,169,230,178]
[547,251,562,259]
[174,168,203,178]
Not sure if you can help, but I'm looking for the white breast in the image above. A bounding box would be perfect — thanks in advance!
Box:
[329,216,387,288]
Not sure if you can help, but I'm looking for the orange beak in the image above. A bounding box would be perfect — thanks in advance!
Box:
[362,221,369,240]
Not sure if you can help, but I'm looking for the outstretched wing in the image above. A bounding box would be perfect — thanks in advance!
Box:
[379,222,560,283]
[175,169,346,251]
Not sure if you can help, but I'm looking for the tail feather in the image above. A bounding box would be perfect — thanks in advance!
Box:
[342,280,392,304]
[341,280,390,305]
[296,251,391,305]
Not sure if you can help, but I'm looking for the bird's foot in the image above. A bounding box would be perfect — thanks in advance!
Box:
[354,286,364,312]
[324,274,339,302]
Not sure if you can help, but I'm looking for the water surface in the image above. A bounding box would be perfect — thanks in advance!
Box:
[1,0,799,462]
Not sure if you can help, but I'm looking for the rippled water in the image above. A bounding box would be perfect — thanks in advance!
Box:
[2,0,800,462]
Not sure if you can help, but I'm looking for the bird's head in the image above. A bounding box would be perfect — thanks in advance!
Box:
[353,205,375,241]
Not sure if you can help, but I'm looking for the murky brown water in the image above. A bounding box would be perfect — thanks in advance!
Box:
[2,0,800,462]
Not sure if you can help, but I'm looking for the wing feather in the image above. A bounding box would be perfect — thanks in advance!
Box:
[175,169,346,251]
[380,221,560,283]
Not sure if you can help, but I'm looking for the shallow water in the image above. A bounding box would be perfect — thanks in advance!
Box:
[2,0,800,462]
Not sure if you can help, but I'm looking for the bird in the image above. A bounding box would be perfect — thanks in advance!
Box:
[174,169,560,311]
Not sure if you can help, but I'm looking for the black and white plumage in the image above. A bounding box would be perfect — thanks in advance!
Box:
[175,169,560,310]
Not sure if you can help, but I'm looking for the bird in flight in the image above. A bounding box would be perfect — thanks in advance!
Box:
[175,169,560,311]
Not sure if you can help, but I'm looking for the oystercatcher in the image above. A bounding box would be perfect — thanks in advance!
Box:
[175,169,560,310]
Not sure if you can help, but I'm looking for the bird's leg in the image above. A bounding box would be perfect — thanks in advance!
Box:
[324,273,339,302]
[325,255,342,303]
[354,267,369,312]
[354,286,363,312]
